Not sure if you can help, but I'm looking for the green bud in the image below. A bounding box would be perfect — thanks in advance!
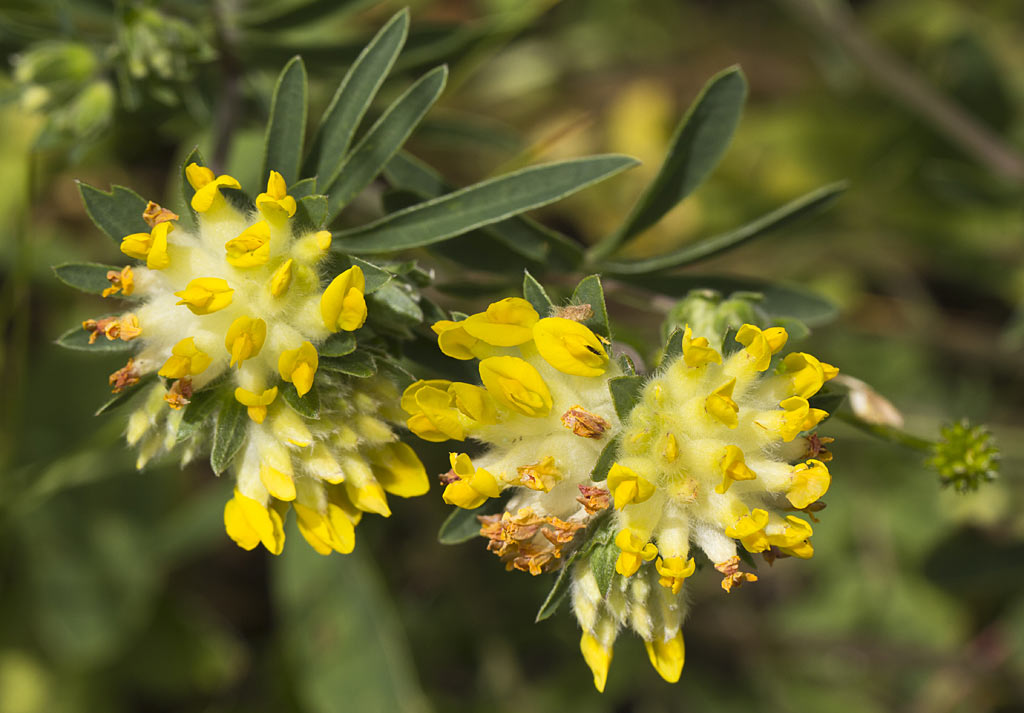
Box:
[65,81,115,140]
[661,289,768,348]
[927,419,1000,493]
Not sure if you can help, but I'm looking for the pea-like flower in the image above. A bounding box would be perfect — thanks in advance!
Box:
[80,165,428,555]
[407,282,837,691]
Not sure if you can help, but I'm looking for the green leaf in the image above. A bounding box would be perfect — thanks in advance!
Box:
[319,332,357,357]
[325,66,448,221]
[601,182,847,274]
[77,182,149,243]
[262,56,308,186]
[590,434,621,481]
[663,328,684,364]
[384,152,584,267]
[368,282,423,326]
[282,382,320,419]
[176,388,223,443]
[809,388,847,415]
[294,194,328,231]
[336,256,392,294]
[590,541,619,596]
[437,505,487,545]
[591,67,748,260]
[290,177,317,199]
[210,397,248,475]
[523,269,553,316]
[571,274,611,339]
[53,262,123,295]
[609,375,645,422]
[56,323,135,352]
[337,155,638,254]
[319,351,376,377]
[274,533,429,713]
[622,274,839,327]
[95,374,156,416]
[535,553,577,622]
[306,8,409,182]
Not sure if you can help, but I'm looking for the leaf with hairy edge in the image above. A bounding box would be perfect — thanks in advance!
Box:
[289,177,317,199]
[437,502,493,545]
[591,435,621,482]
[535,552,577,622]
[305,9,409,183]
[56,324,136,352]
[383,151,584,266]
[332,256,391,294]
[336,155,638,254]
[77,183,149,243]
[571,274,611,339]
[590,540,619,596]
[591,67,748,260]
[325,66,447,221]
[176,388,223,443]
[294,194,328,232]
[210,397,248,475]
[609,376,644,422]
[282,382,320,420]
[601,182,847,274]
[54,263,125,295]
[318,332,357,357]
[663,328,684,364]
[523,270,553,316]
[95,374,157,416]
[319,351,376,378]
[262,56,308,186]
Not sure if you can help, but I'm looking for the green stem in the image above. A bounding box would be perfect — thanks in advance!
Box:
[834,410,934,452]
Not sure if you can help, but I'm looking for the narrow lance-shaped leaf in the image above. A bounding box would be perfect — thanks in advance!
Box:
[571,274,611,339]
[210,397,248,475]
[600,182,847,275]
[384,151,584,267]
[523,269,553,316]
[305,8,409,182]
[77,182,149,243]
[56,324,136,352]
[325,65,448,222]
[609,375,645,422]
[334,155,639,254]
[590,66,748,261]
[262,56,308,186]
[53,263,124,295]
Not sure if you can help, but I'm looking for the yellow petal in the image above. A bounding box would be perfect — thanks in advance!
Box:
[260,463,296,501]
[278,341,318,397]
[320,266,367,332]
[372,442,429,498]
[644,632,685,683]
[270,258,294,297]
[580,633,613,693]
[478,356,552,417]
[705,378,739,428]
[174,277,234,315]
[225,316,267,367]
[461,297,539,346]
[533,317,608,377]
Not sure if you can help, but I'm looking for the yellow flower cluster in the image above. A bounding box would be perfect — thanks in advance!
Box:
[101,165,428,554]
[403,297,622,573]
[408,293,837,691]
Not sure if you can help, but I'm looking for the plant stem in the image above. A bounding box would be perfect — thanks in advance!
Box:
[834,410,934,452]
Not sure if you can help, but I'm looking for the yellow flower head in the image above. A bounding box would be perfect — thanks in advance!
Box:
[407,278,838,692]
[83,160,428,559]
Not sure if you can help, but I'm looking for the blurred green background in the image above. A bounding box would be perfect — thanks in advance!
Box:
[1,1,1023,711]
